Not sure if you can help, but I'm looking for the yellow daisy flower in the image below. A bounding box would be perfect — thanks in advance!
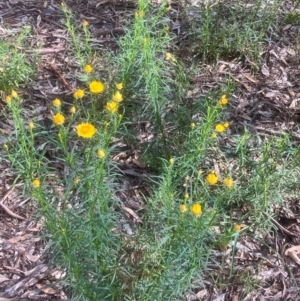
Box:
[180,204,187,213]
[74,177,80,184]
[32,178,40,188]
[224,178,234,188]
[218,95,228,106]
[223,122,229,128]
[76,122,97,139]
[74,89,85,99]
[191,203,202,216]
[5,95,12,104]
[215,124,225,133]
[89,80,105,94]
[211,132,217,138]
[165,52,172,60]
[70,106,76,114]
[29,122,34,129]
[135,11,144,18]
[112,91,123,103]
[191,122,195,128]
[11,90,18,98]
[84,64,93,73]
[105,101,118,113]
[116,82,123,90]
[169,158,174,164]
[53,98,61,107]
[97,149,105,158]
[53,113,65,125]
[82,20,88,26]
[234,224,242,231]
[206,172,218,185]
[184,193,189,200]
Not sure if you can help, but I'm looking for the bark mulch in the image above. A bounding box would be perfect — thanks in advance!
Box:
[1,1,300,300]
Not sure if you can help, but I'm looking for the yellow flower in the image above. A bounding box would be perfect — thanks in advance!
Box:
[74,177,80,184]
[223,122,229,128]
[218,95,228,106]
[234,224,242,231]
[32,179,40,188]
[5,95,11,103]
[184,193,189,200]
[191,203,202,216]
[89,80,105,94]
[166,5,171,12]
[206,172,218,185]
[169,158,174,165]
[53,98,61,107]
[112,91,123,103]
[29,121,34,129]
[84,64,93,73]
[135,11,144,18]
[198,169,203,175]
[76,122,97,139]
[74,89,85,99]
[191,122,195,128]
[70,106,76,114]
[4,144,8,150]
[165,52,172,60]
[215,124,225,133]
[116,82,123,90]
[105,101,118,113]
[97,149,105,158]
[82,20,88,26]
[211,132,217,138]
[165,52,177,62]
[53,113,65,125]
[11,90,18,98]
[224,178,234,188]
[180,204,187,213]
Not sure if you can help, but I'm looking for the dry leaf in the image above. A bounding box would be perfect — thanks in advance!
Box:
[36,283,59,294]
[284,245,300,265]
[0,275,9,283]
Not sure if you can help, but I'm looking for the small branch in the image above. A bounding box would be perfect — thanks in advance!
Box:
[263,212,295,237]
[0,188,26,221]
[48,63,72,91]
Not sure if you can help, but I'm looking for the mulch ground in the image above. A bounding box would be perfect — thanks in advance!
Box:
[1,0,300,300]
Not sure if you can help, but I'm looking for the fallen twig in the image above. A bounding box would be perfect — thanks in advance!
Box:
[263,212,295,237]
[48,63,72,91]
[0,188,26,221]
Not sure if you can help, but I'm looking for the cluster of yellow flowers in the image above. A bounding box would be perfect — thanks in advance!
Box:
[5,90,18,104]
[165,52,177,62]
[49,65,125,138]
[105,82,124,114]
[215,122,229,133]
[218,94,228,106]
[206,172,233,188]
[180,203,202,216]
[211,95,230,138]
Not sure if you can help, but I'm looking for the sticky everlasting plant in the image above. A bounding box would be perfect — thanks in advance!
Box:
[4,1,300,301]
